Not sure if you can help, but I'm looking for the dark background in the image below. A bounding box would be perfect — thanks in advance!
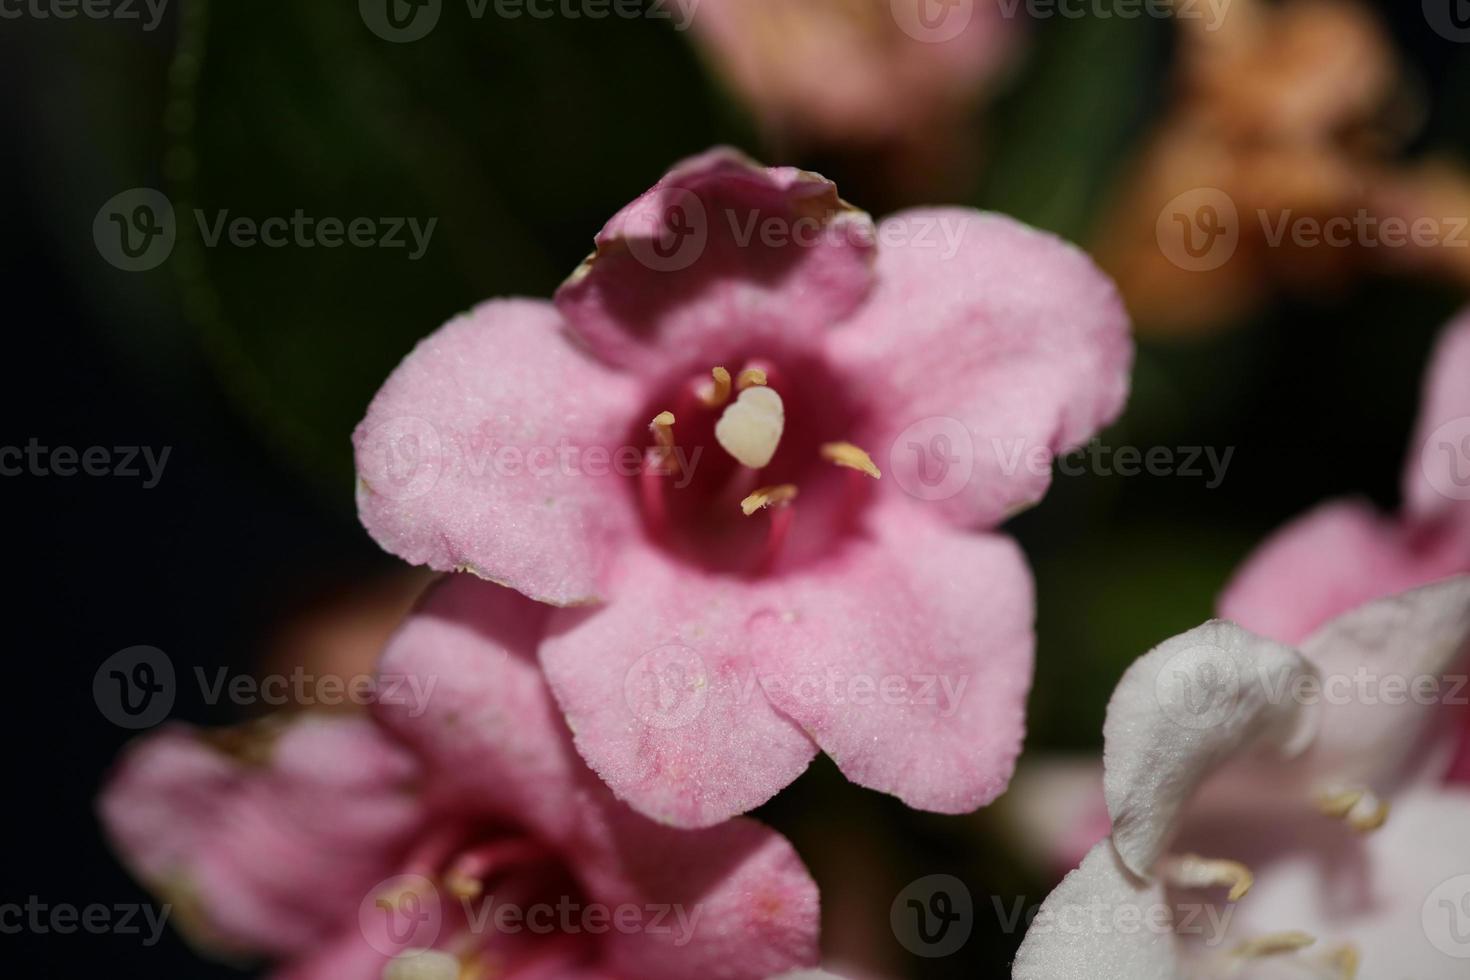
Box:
[4,1,1469,975]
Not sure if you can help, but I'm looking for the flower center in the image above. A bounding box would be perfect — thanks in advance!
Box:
[630,351,879,575]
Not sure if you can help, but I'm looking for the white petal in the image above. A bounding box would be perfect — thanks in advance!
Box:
[1298,576,1470,791]
[1104,621,1317,876]
[1012,840,1180,980]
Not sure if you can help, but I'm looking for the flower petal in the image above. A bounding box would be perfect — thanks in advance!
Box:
[354,298,642,606]
[755,505,1034,815]
[98,715,423,958]
[1404,308,1470,541]
[554,148,876,374]
[537,542,820,829]
[374,573,587,842]
[1012,840,1179,980]
[825,209,1132,530]
[1103,621,1317,877]
[1219,499,1447,646]
[1294,576,1470,793]
[575,809,821,980]
[999,757,1110,877]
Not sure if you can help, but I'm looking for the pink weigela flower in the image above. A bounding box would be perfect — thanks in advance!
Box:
[100,575,821,979]
[353,148,1132,828]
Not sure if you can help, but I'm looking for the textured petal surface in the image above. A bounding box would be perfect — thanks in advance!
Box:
[1103,621,1317,876]
[573,808,821,980]
[354,299,642,606]
[1293,576,1470,792]
[554,148,876,374]
[1223,786,1470,980]
[1219,499,1459,646]
[755,505,1034,815]
[538,541,820,829]
[99,716,423,958]
[374,572,585,842]
[1012,840,1179,980]
[825,209,1132,530]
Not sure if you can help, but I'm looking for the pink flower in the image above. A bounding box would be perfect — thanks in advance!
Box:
[99,575,821,980]
[1014,578,1470,979]
[352,148,1132,828]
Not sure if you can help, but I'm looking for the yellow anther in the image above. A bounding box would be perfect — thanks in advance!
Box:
[1317,789,1390,833]
[649,411,680,475]
[1326,944,1360,979]
[1162,854,1254,902]
[443,870,482,902]
[741,484,799,516]
[700,367,732,408]
[1234,931,1317,958]
[736,367,768,390]
[821,441,882,479]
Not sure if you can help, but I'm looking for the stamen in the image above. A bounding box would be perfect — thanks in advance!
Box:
[1325,944,1360,979]
[384,950,459,980]
[821,441,882,479]
[649,411,681,476]
[715,386,785,469]
[1234,931,1317,958]
[699,366,733,408]
[1317,788,1390,832]
[442,839,549,901]
[1161,854,1255,901]
[741,484,799,516]
[736,367,767,390]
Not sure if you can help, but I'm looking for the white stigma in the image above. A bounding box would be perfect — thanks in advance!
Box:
[383,949,459,980]
[715,385,785,469]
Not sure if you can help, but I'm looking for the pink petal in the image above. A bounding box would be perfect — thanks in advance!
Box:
[373,572,587,843]
[538,541,820,829]
[1219,499,1453,646]
[553,148,876,374]
[573,809,821,980]
[754,505,1034,815]
[1293,576,1470,794]
[1103,621,1317,877]
[1012,840,1179,980]
[1000,757,1110,878]
[1225,786,1470,980]
[354,299,643,606]
[825,209,1132,530]
[99,716,423,958]
[1404,308,1470,544]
